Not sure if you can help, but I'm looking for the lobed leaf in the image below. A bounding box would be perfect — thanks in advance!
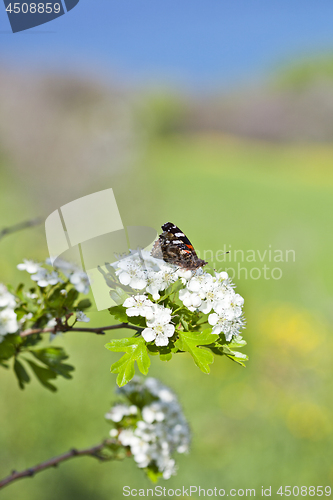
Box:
[108,305,128,323]
[105,337,150,387]
[175,329,218,374]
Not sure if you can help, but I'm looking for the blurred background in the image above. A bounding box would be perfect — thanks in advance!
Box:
[0,1,333,498]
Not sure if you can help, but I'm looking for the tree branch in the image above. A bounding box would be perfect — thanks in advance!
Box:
[0,439,120,490]
[0,217,43,242]
[20,322,143,338]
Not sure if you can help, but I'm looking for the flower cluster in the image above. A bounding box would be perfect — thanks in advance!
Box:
[0,284,19,341]
[179,271,245,341]
[109,249,245,345]
[0,258,92,391]
[105,377,191,480]
[0,259,91,344]
[18,258,90,294]
[123,295,175,346]
[112,250,184,300]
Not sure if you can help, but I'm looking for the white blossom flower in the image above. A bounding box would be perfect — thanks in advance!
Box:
[213,291,244,318]
[30,268,62,287]
[49,258,78,277]
[107,377,190,479]
[17,259,41,274]
[142,402,166,424]
[75,311,90,323]
[145,303,172,327]
[0,308,19,339]
[0,284,16,309]
[208,311,245,341]
[69,270,90,294]
[48,258,90,294]
[145,264,179,300]
[105,404,137,423]
[142,323,175,346]
[179,289,202,311]
[142,304,174,346]
[114,255,147,290]
[123,295,154,318]
[118,428,140,447]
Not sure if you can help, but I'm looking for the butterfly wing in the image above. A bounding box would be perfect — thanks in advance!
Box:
[151,222,207,270]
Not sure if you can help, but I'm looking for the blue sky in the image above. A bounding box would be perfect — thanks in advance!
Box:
[1,0,333,89]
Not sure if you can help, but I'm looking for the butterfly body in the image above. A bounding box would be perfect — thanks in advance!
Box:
[151,222,207,270]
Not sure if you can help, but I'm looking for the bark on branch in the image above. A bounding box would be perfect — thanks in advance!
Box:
[0,217,43,241]
[0,439,119,490]
[20,322,143,338]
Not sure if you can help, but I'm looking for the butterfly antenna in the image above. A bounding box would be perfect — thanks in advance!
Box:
[207,251,230,272]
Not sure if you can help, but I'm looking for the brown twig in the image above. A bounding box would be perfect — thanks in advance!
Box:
[0,217,43,241]
[20,322,143,338]
[0,439,119,490]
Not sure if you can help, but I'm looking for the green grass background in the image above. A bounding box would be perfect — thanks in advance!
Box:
[0,124,332,498]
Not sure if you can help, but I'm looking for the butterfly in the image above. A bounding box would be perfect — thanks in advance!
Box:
[151,222,207,270]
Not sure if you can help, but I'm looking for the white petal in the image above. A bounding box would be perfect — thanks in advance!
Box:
[216,271,228,280]
[188,280,201,292]
[123,297,136,308]
[212,325,223,335]
[208,313,218,326]
[130,277,147,290]
[199,301,212,314]
[164,324,175,337]
[155,334,169,346]
[191,294,202,308]
[142,328,156,342]
[126,307,140,317]
[234,294,244,306]
[119,271,131,286]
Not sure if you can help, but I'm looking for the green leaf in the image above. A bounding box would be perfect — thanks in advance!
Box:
[227,335,247,349]
[145,467,162,483]
[180,318,189,331]
[159,280,183,301]
[105,337,150,387]
[13,358,30,389]
[0,336,16,361]
[76,299,92,310]
[14,306,29,321]
[64,288,79,309]
[147,343,175,361]
[108,305,128,323]
[175,329,218,374]
[221,345,234,355]
[225,351,249,367]
[15,283,25,300]
[125,315,146,328]
[209,341,248,367]
[30,347,74,379]
[26,360,58,392]
[159,352,172,361]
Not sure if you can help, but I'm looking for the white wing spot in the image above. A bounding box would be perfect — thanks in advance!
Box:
[175,232,184,237]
